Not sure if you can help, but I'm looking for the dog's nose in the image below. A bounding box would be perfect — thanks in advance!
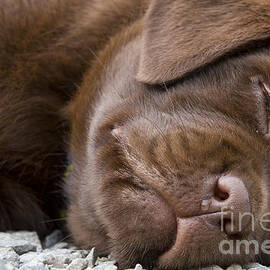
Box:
[200,175,251,235]
[217,175,250,234]
[158,175,251,268]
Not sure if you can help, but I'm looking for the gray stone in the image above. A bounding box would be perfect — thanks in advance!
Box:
[0,240,37,255]
[43,230,63,249]
[66,258,88,270]
[85,248,98,268]
[12,241,37,255]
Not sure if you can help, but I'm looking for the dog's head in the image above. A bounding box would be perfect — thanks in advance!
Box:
[67,1,270,269]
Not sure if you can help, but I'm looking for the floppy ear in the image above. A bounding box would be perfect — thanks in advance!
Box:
[137,0,270,84]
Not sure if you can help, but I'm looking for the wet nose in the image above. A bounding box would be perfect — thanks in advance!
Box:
[218,175,250,234]
[158,175,252,268]
[201,174,251,235]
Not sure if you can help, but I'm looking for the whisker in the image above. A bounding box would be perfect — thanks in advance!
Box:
[162,83,179,124]
[41,217,67,224]
[88,47,125,100]
[54,233,73,246]
[140,114,167,145]
[88,47,104,67]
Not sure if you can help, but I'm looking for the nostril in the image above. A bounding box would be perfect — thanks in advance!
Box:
[214,181,229,201]
[215,174,251,235]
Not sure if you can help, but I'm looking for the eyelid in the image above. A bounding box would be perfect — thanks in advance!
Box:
[259,81,270,134]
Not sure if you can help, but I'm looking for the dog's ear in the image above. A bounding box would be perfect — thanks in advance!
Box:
[137,0,270,84]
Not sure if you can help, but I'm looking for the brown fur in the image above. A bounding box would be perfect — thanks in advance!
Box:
[2,0,270,269]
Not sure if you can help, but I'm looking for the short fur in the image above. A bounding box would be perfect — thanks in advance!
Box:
[2,0,270,269]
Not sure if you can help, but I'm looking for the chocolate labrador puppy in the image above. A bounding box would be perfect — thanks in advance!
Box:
[2,0,270,269]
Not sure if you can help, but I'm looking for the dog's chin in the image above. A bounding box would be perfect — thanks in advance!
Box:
[115,242,255,270]
[121,220,263,270]
[156,226,264,269]
[113,234,257,270]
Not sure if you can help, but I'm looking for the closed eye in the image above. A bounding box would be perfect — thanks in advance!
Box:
[251,75,270,136]
[259,80,270,134]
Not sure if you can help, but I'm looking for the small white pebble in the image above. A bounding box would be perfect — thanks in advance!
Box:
[20,252,41,264]
[96,257,112,264]
[0,261,16,270]
[104,265,117,270]
[134,264,143,270]
[0,247,20,266]
[244,263,269,269]
[200,266,223,270]
[0,240,37,255]
[107,255,114,260]
[95,259,116,266]
[10,232,42,251]
[66,258,88,270]
[49,242,69,250]
[42,253,71,267]
[44,230,63,249]
[80,250,90,258]
[248,266,269,270]
[226,265,242,270]
[19,262,49,270]
[92,264,111,270]
[86,248,98,268]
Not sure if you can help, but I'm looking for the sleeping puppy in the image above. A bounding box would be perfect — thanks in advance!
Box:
[2,0,270,269]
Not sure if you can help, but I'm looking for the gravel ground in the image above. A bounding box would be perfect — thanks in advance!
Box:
[0,231,269,270]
